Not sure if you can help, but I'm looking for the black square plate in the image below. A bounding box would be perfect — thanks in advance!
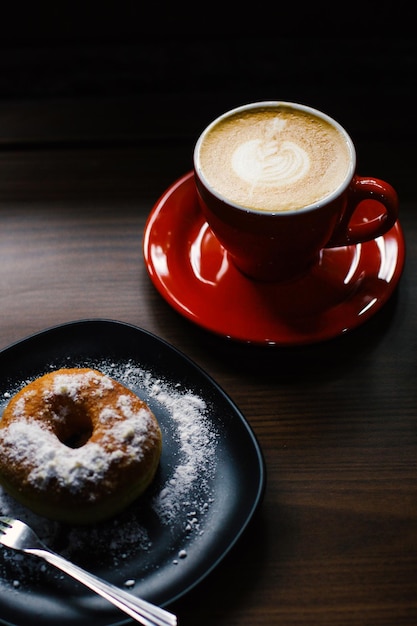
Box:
[0,319,265,626]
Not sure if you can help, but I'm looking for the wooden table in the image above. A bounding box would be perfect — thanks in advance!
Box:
[0,34,416,625]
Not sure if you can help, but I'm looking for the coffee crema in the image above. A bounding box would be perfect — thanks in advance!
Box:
[197,106,352,212]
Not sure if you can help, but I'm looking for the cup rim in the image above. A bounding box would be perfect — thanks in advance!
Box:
[193,100,356,216]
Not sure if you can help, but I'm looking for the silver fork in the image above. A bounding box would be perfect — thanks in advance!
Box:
[0,516,177,626]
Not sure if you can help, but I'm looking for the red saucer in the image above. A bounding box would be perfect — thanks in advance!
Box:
[143,171,405,346]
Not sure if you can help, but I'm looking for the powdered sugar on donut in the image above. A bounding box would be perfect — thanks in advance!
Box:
[0,368,162,528]
[0,359,219,582]
[51,370,114,400]
[0,421,123,494]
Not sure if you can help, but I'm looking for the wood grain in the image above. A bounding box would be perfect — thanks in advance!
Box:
[0,34,416,624]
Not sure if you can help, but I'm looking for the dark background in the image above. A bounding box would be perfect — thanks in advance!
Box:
[1,2,415,203]
[1,2,414,139]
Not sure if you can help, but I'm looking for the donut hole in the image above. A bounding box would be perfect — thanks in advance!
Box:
[61,421,93,449]
[53,401,94,449]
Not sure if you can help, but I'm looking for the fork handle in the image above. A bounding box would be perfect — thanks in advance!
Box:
[27,547,176,626]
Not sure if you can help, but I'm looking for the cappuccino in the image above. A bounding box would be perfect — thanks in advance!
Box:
[196,105,352,212]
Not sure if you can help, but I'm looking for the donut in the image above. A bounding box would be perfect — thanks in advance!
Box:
[0,367,162,524]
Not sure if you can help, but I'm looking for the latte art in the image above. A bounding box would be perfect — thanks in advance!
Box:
[197,106,352,212]
[231,138,310,189]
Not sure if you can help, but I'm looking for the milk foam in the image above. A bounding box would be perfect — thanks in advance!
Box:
[232,138,310,189]
[198,107,351,212]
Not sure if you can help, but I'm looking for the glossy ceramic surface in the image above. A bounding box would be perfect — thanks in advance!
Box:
[143,172,405,345]
[0,320,265,626]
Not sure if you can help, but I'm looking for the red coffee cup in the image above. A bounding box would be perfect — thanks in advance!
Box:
[193,101,399,282]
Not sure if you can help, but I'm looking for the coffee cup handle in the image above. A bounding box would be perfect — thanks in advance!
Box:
[326,176,399,247]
